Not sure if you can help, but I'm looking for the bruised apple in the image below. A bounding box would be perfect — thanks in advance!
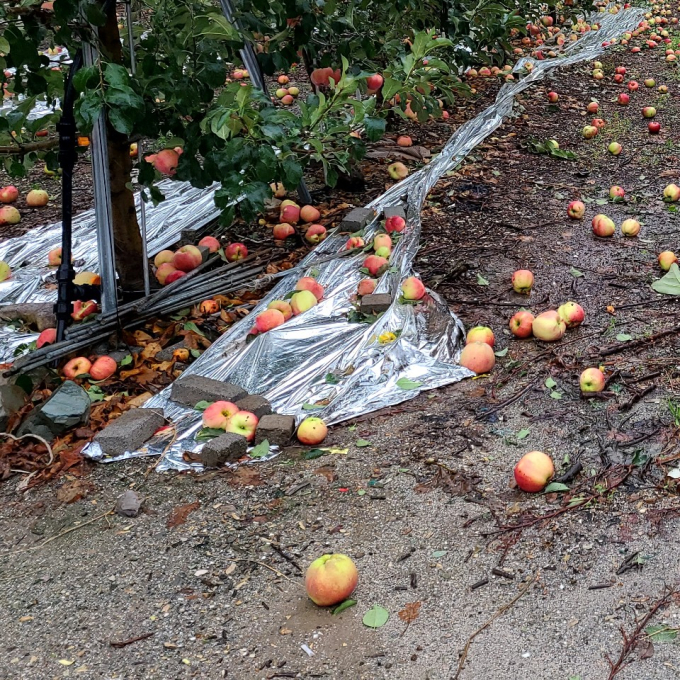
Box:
[557,301,585,328]
[514,451,554,492]
[512,269,534,294]
[532,310,566,341]
[357,279,377,296]
[305,553,358,607]
[63,356,92,379]
[36,328,57,348]
[267,300,293,321]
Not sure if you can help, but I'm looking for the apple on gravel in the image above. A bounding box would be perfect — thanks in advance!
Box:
[592,214,615,237]
[621,219,640,236]
[297,417,328,445]
[509,310,534,338]
[459,341,495,374]
[557,301,585,328]
[273,223,295,240]
[466,326,494,347]
[580,367,605,392]
[658,251,678,271]
[90,356,117,381]
[514,451,554,492]
[305,553,358,607]
[532,310,566,341]
[512,269,534,294]
[567,201,585,219]
[663,184,680,202]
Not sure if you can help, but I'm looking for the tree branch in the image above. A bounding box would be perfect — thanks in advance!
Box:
[0,138,59,154]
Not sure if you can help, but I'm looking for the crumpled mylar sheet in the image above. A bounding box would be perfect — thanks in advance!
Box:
[82,6,644,470]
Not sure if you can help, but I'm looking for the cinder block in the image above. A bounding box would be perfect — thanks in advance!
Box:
[360,293,392,315]
[339,207,374,231]
[235,395,272,419]
[94,408,165,455]
[384,205,406,222]
[200,432,248,467]
[171,375,247,408]
[198,245,211,262]
[254,414,296,447]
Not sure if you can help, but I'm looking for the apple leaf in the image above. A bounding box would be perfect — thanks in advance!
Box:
[248,440,269,458]
[120,354,134,366]
[645,625,678,642]
[516,428,530,440]
[325,373,340,384]
[304,448,326,460]
[595,197,608,205]
[355,439,372,447]
[545,377,557,389]
[550,391,563,400]
[616,333,632,342]
[302,402,324,410]
[476,273,489,286]
[183,321,205,336]
[651,263,680,295]
[570,267,584,278]
[363,605,389,628]
[396,377,422,390]
[544,482,570,493]
[196,427,224,441]
[332,599,357,616]
[194,400,211,411]
[494,347,508,357]
[432,550,447,558]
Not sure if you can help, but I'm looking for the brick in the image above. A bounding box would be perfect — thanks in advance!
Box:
[94,408,165,456]
[235,395,272,419]
[360,293,392,315]
[383,205,406,222]
[200,432,248,467]
[255,414,296,447]
[339,207,374,231]
[171,375,247,408]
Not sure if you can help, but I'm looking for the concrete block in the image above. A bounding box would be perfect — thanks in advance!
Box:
[171,375,247,408]
[235,395,272,419]
[198,245,211,262]
[339,207,374,231]
[94,408,165,455]
[255,414,296,447]
[384,205,406,222]
[360,293,392,315]
[200,432,248,468]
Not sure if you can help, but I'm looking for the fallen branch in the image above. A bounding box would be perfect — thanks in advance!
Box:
[599,324,680,357]
[475,378,538,421]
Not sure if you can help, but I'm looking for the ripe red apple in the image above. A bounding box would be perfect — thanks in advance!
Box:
[466,326,494,347]
[617,92,630,105]
[357,278,377,296]
[659,251,678,270]
[155,263,177,285]
[514,451,554,492]
[609,185,625,200]
[363,255,388,276]
[397,135,412,147]
[366,73,384,92]
[26,189,48,207]
[346,236,365,250]
[627,80,639,91]
[300,205,321,223]
[225,410,258,441]
[273,223,295,240]
[592,214,615,237]
[255,308,286,333]
[295,276,324,301]
[224,243,248,261]
[63,356,92,379]
[305,224,327,244]
[153,250,174,267]
[90,356,117,381]
[567,200,586,219]
[280,203,301,224]
[36,328,57,348]
[305,554,357,607]
[277,75,290,85]
[557,301,585,328]
[267,300,293,321]
[547,91,559,103]
[385,215,406,233]
[0,185,19,203]
[615,66,627,74]
[148,148,179,175]
[586,101,599,114]
[202,401,239,429]
[648,121,661,134]
[532,310,566,341]
[591,118,605,129]
[509,310,534,338]
[459,341,495,374]
[165,270,186,284]
[512,269,534,294]
[198,236,221,253]
[297,417,328,445]
[291,289,317,315]
[173,245,202,272]
[580,367,605,392]
[401,276,426,301]
[621,218,640,236]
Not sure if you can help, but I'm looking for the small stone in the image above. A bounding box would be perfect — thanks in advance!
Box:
[0,385,27,431]
[170,375,247,408]
[254,414,295,447]
[115,490,142,517]
[200,432,247,467]
[383,205,406,222]
[360,293,392,315]
[94,408,165,455]
[235,395,272,419]
[339,207,374,231]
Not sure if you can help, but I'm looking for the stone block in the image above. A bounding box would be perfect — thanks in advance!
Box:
[171,375,247,408]
[94,408,165,455]
[339,207,374,231]
[254,414,296,447]
[200,432,248,468]
[360,293,392,315]
[235,395,272,419]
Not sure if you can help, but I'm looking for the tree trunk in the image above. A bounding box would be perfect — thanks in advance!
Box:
[97,2,146,293]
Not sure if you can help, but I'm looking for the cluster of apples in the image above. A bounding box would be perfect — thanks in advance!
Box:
[269,196,326,243]
[60,354,117,381]
[0,185,49,225]
[274,74,301,106]
[466,64,514,83]
[202,400,259,441]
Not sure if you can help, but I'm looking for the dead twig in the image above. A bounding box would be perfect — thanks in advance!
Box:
[110,632,154,648]
[0,432,54,467]
[476,378,538,420]
[600,324,680,357]
[229,558,301,585]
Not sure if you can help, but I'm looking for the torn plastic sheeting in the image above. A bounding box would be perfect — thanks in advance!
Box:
[81,6,645,471]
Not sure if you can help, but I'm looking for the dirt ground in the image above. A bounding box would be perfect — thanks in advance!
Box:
[4,24,680,680]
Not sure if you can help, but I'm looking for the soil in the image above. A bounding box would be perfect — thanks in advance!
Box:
[3,21,680,680]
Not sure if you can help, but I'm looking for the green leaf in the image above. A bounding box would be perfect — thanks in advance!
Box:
[516,428,530,440]
[432,550,447,558]
[550,391,563,400]
[362,605,389,628]
[120,354,133,366]
[325,373,339,385]
[570,267,584,278]
[616,333,632,342]
[544,482,570,493]
[476,273,489,286]
[0,37,9,55]
[86,385,106,402]
[545,377,557,389]
[396,377,422,390]
[249,440,270,458]
[183,322,205,336]
[332,599,357,615]
[651,263,680,295]
[645,625,678,642]
[304,448,326,460]
[595,198,608,205]
[194,401,211,412]
[84,2,107,25]
[355,439,372,447]
[494,347,508,357]
[302,402,324,410]
[196,427,225,442]
[364,117,386,142]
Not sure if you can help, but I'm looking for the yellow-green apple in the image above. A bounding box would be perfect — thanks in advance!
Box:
[154,249,175,267]
[557,301,585,327]
[0,260,10,282]
[512,269,534,294]
[268,300,293,320]
[609,185,625,200]
[663,184,680,201]
[346,236,365,250]
[225,242,248,261]
[199,299,219,314]
[26,189,49,207]
[401,276,426,300]
[648,121,661,134]
[295,276,324,301]
[580,367,605,392]
[567,200,585,219]
[466,325,495,347]
[305,553,358,606]
[592,69,604,79]
[291,290,317,315]
[608,142,622,155]
[532,310,566,341]
[35,328,57,350]
[300,205,321,222]
[273,223,295,240]
[659,251,678,270]
[275,87,288,98]
[366,73,384,92]
[373,234,392,251]
[173,245,202,271]
[305,224,327,243]
[280,203,301,224]
[621,218,640,236]
[278,75,290,85]
[547,91,559,102]
[459,341,495,373]
[388,162,408,180]
[509,310,534,338]
[357,278,377,296]
[165,269,186,284]
[363,255,388,276]
[0,206,20,224]
[659,85,668,93]
[63,356,92,379]
[202,400,239,429]
[642,106,656,118]
[198,236,221,253]
[375,245,391,258]
[71,300,97,321]
[397,135,412,147]
[514,451,554,492]
[627,80,639,91]
[586,101,599,114]
[297,416,328,444]
[582,125,598,139]
[288,86,300,96]
[592,214,615,237]
[90,356,117,381]
[255,308,286,332]
[0,185,18,203]
[385,215,406,233]
[155,263,177,285]
[225,410,258,441]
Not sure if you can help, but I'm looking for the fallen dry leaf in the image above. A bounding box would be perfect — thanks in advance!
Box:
[56,479,93,504]
[398,601,421,624]
[166,501,200,528]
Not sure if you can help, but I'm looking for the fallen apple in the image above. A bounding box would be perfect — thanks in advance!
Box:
[609,185,625,200]
[202,401,239,429]
[627,80,639,91]
[459,341,495,374]
[71,300,97,321]
[0,205,20,224]
[199,299,219,314]
[586,101,599,114]
[547,91,559,103]
[642,106,656,118]
[397,135,412,147]
[0,260,10,282]
[26,189,49,207]
[155,263,177,285]
[659,250,678,270]
[255,308,286,333]
[466,325,494,347]
[300,205,321,223]
[567,200,586,219]
[401,276,426,300]
[580,367,605,392]
[592,213,615,237]
[90,356,117,381]
[273,223,295,240]
[648,121,661,134]
[608,142,622,155]
[532,310,566,341]
[291,289,317,315]
[557,301,585,328]
[366,73,384,92]
[509,310,534,338]
[305,553,358,606]
[357,278,377,296]
[305,224,327,244]
[385,215,406,233]
[388,162,408,180]
[62,356,92,379]
[173,245,203,272]
[582,125,598,139]
[295,276,324,301]
[154,250,175,267]
[225,410,258,441]
[224,243,248,262]
[514,451,554,492]
[663,184,680,202]
[363,255,389,276]
[0,185,19,203]
[36,327,56,348]
[512,269,534,294]
[373,234,392,251]
[617,92,630,105]
[198,236,221,253]
[346,236,365,250]
[280,203,301,224]
[268,300,293,320]
[621,218,641,236]
[297,416,328,445]
[164,270,186,284]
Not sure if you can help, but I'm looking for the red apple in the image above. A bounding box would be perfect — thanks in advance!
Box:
[273,223,295,240]
[173,245,203,272]
[592,214,615,237]
[36,328,57,348]
[357,279,377,296]
[198,236,221,253]
[567,200,586,219]
[580,367,605,392]
[401,276,426,301]
[71,300,97,321]
[366,73,384,92]
[512,269,534,294]
[514,451,554,492]
[509,310,534,338]
[300,205,321,223]
[385,215,406,233]
[202,401,239,429]
[363,255,388,276]
[295,276,324,301]
[0,185,19,203]
[459,341,495,374]
[547,91,559,103]
[267,300,293,321]
[63,356,92,379]
[305,553,357,607]
[90,356,117,381]
[305,224,327,244]
[659,251,678,271]
[557,301,585,328]
[224,243,248,261]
